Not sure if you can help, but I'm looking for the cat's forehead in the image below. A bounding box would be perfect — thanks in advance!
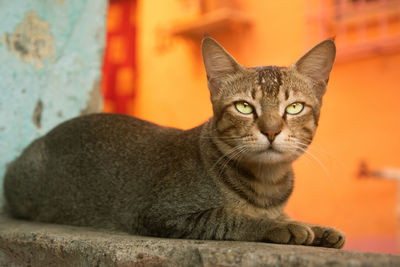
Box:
[249,65,313,102]
[251,66,286,98]
[221,64,313,106]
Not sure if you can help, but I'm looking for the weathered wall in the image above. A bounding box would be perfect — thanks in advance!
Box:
[0,0,107,204]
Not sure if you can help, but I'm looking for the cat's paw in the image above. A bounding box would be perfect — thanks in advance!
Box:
[266,222,314,245]
[311,225,345,249]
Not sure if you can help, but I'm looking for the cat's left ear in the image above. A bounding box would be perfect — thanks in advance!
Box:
[293,39,336,85]
[202,37,245,94]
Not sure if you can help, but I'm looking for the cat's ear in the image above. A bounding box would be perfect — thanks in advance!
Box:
[202,37,244,93]
[294,39,336,84]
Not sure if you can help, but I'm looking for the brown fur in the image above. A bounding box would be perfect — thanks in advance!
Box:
[3,37,345,248]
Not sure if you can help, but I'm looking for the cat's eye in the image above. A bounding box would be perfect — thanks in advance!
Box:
[285,102,304,115]
[235,101,254,115]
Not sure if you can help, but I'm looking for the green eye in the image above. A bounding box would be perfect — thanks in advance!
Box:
[235,101,253,114]
[285,102,304,115]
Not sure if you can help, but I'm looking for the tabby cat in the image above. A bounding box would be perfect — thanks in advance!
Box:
[3,37,345,248]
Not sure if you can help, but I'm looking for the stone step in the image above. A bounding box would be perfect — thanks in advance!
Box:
[0,215,399,267]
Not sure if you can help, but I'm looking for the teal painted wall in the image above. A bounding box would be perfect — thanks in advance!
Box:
[0,0,108,205]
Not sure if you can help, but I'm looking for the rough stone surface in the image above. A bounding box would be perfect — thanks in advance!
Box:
[0,216,399,267]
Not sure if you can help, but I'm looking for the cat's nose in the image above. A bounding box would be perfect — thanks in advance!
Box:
[258,112,283,143]
[263,129,281,143]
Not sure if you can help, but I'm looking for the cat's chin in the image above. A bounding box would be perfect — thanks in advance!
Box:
[248,149,295,164]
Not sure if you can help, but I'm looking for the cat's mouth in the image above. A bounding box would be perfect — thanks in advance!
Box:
[255,146,281,154]
[266,146,282,153]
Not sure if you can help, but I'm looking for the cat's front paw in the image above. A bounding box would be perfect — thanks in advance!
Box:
[266,222,314,245]
[311,226,345,248]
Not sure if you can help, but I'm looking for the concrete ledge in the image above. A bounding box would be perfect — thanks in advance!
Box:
[0,216,399,267]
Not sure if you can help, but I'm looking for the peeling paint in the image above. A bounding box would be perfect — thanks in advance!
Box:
[2,11,54,68]
[32,99,43,129]
[0,0,107,206]
[80,78,103,115]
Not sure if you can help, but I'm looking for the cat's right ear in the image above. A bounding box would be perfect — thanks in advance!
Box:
[202,37,244,94]
[293,39,336,84]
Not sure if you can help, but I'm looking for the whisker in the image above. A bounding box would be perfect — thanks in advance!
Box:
[283,144,331,178]
[290,137,344,170]
[200,135,244,140]
[214,145,250,182]
[210,144,248,173]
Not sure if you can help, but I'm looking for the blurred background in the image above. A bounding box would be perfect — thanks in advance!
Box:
[102,0,400,254]
[1,0,400,254]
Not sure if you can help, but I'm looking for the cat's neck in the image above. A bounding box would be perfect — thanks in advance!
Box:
[199,120,294,209]
[241,160,292,184]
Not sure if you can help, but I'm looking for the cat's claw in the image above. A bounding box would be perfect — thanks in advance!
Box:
[311,226,346,249]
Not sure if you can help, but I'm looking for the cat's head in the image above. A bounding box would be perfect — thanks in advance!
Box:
[202,37,335,164]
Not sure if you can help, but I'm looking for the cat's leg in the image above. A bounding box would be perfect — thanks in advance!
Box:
[277,213,345,248]
[148,208,315,245]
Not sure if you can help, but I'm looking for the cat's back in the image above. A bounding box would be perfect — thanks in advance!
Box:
[46,113,179,150]
[3,113,190,227]
[21,113,184,180]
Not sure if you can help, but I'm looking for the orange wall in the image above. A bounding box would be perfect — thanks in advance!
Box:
[133,0,400,253]
[133,0,211,127]
[291,53,400,236]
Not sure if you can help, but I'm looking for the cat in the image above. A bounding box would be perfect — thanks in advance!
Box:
[3,37,345,248]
